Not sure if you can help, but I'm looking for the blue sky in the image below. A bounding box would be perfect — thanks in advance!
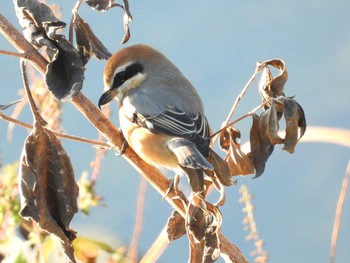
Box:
[1,1,350,262]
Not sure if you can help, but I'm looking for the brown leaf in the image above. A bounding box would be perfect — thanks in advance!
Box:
[120,0,132,44]
[249,113,274,178]
[166,210,186,243]
[275,97,307,153]
[258,59,287,103]
[74,14,112,65]
[207,149,233,186]
[14,0,66,48]
[259,100,284,145]
[19,121,79,263]
[220,127,254,176]
[45,38,84,101]
[85,0,116,11]
[202,202,222,262]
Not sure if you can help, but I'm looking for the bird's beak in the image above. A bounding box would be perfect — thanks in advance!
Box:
[98,89,117,109]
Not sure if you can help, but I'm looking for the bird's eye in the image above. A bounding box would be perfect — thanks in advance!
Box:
[116,70,127,81]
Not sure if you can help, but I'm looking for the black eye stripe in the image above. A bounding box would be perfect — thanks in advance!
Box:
[112,63,144,89]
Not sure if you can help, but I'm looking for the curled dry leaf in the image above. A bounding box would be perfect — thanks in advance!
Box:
[275,97,307,153]
[207,149,233,186]
[258,59,287,103]
[120,10,132,44]
[186,196,222,262]
[14,0,85,101]
[14,0,66,48]
[19,121,79,263]
[166,210,186,243]
[219,127,254,176]
[84,0,117,11]
[259,100,284,145]
[249,113,274,178]
[45,37,84,101]
[74,14,112,65]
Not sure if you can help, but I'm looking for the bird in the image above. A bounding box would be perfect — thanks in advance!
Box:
[98,44,214,188]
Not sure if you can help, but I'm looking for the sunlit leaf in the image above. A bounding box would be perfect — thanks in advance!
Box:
[84,0,116,12]
[220,127,254,176]
[207,149,233,186]
[166,210,186,243]
[258,59,287,102]
[19,119,79,262]
[74,14,112,65]
[14,0,66,48]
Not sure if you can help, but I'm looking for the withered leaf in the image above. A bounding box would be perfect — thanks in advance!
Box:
[166,210,186,243]
[275,97,307,153]
[45,37,84,101]
[186,200,210,242]
[250,113,274,178]
[14,0,66,48]
[84,0,116,12]
[19,121,79,263]
[259,100,284,145]
[74,14,112,65]
[258,59,287,102]
[207,149,233,186]
[181,166,204,194]
[202,202,222,262]
[120,10,132,44]
[220,127,254,176]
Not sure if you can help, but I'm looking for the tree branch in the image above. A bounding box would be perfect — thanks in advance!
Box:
[0,13,248,263]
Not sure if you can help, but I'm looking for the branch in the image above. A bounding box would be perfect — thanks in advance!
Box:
[0,13,248,263]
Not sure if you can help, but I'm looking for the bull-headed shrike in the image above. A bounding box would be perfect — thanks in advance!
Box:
[98,44,216,192]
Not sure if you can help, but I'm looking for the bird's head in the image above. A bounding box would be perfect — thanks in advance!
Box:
[98,44,171,108]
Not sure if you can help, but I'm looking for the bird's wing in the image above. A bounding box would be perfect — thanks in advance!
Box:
[134,107,210,157]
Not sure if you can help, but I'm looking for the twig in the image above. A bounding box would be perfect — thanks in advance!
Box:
[0,49,26,58]
[330,160,350,263]
[0,112,110,148]
[128,177,147,262]
[211,101,268,139]
[223,64,262,126]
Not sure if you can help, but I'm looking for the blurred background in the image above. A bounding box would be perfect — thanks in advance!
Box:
[1,1,350,262]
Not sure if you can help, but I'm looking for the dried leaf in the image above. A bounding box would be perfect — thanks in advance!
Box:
[275,97,307,153]
[84,0,117,12]
[207,149,233,186]
[19,122,79,262]
[220,127,254,176]
[120,10,132,44]
[258,59,287,102]
[259,100,284,145]
[202,202,222,262]
[14,0,66,48]
[166,210,186,243]
[0,100,22,111]
[249,114,274,178]
[74,14,112,65]
[45,37,84,101]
